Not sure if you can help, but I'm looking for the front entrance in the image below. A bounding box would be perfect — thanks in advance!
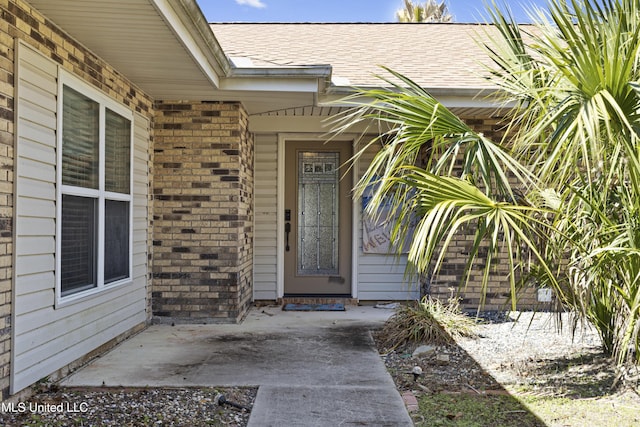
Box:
[283,140,352,295]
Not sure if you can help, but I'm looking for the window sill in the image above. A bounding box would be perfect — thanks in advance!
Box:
[55,277,133,309]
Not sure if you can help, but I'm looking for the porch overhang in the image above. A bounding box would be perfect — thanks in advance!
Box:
[24,0,331,112]
[25,0,230,98]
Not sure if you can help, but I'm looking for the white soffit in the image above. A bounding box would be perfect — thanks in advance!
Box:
[26,0,227,98]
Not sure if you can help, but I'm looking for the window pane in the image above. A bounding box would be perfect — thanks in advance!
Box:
[297,152,339,275]
[104,200,130,283]
[62,86,99,189]
[105,109,131,194]
[61,195,97,295]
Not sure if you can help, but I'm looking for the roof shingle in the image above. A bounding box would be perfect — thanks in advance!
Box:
[210,23,500,89]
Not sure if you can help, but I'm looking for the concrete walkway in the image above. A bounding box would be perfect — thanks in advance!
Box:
[62,305,413,426]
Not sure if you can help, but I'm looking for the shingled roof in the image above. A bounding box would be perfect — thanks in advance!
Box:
[209,23,500,90]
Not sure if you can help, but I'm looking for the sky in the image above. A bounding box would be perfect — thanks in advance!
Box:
[197,0,550,23]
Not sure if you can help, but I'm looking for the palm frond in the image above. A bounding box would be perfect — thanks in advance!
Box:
[389,168,554,311]
[331,0,640,367]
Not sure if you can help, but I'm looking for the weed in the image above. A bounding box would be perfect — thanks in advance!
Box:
[377,296,477,351]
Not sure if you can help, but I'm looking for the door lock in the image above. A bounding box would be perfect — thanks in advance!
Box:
[285,209,291,251]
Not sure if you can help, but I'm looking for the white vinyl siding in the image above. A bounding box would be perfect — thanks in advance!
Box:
[132,113,151,285]
[253,134,278,300]
[356,143,419,301]
[11,41,149,394]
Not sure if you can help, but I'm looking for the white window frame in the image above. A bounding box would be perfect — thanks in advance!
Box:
[55,71,134,306]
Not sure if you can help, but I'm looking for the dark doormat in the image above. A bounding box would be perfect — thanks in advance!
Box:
[283,303,345,311]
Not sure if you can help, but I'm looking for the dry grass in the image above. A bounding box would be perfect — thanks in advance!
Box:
[376,297,477,351]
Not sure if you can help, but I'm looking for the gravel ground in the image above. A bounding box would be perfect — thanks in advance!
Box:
[0,386,256,426]
[377,311,617,395]
[456,312,607,391]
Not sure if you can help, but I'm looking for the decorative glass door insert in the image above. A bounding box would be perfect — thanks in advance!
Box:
[297,151,339,275]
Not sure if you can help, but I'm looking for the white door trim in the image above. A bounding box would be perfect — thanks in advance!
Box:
[276,134,286,298]
[276,133,358,298]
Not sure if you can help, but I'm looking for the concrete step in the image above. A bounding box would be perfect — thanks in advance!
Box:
[280,296,359,306]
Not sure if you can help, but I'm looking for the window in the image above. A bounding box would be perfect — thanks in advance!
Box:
[57,75,133,301]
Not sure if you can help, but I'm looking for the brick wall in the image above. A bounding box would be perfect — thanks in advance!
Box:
[235,106,254,318]
[0,0,154,399]
[152,101,254,323]
[426,116,538,311]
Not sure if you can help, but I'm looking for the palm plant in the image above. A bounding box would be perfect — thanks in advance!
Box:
[396,0,453,23]
[332,0,640,367]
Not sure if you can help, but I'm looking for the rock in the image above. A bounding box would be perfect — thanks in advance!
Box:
[436,353,450,363]
[412,345,437,357]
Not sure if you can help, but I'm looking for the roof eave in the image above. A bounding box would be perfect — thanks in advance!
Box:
[220,64,331,94]
[229,65,332,79]
[321,85,509,110]
[152,0,232,86]
[326,84,499,96]
[26,0,232,97]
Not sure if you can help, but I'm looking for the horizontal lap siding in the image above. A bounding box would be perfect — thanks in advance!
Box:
[358,255,417,301]
[253,134,278,299]
[12,43,148,393]
[356,144,418,301]
[133,113,151,301]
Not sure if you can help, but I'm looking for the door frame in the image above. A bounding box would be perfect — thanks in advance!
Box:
[276,133,359,298]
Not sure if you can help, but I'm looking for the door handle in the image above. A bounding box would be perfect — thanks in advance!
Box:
[285,222,291,252]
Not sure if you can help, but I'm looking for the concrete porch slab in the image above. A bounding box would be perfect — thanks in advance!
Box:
[61,305,413,426]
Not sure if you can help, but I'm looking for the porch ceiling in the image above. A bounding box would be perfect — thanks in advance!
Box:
[26,0,228,99]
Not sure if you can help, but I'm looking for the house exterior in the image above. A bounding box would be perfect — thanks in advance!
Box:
[0,0,539,399]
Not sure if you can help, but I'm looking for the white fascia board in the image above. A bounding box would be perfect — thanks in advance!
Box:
[230,65,332,79]
[220,64,331,93]
[151,0,229,89]
[220,76,323,93]
[319,86,511,109]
